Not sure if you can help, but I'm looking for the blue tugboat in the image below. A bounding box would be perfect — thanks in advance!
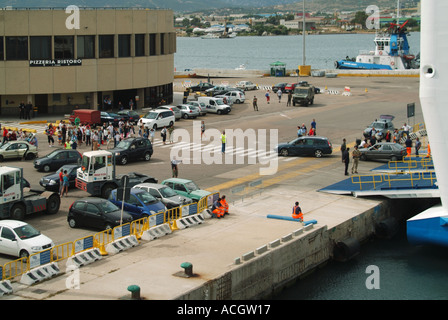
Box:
[335,20,419,70]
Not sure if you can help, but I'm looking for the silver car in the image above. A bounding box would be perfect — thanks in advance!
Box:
[156,105,181,120]
[132,183,193,209]
[177,104,200,119]
[187,101,207,116]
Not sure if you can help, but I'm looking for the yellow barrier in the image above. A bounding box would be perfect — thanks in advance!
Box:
[1,193,220,282]
[351,174,383,191]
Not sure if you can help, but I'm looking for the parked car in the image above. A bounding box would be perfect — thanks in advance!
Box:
[197,97,231,115]
[109,188,166,220]
[156,105,182,120]
[187,101,207,116]
[189,82,215,92]
[67,198,134,230]
[363,115,396,138]
[138,109,175,130]
[272,83,288,93]
[284,83,300,93]
[101,111,125,126]
[359,142,407,161]
[161,178,212,202]
[236,81,257,91]
[0,220,54,258]
[205,85,231,96]
[133,183,193,209]
[34,149,82,172]
[39,164,80,191]
[219,91,246,104]
[177,104,200,119]
[117,110,140,124]
[109,137,153,165]
[275,136,333,158]
[0,141,38,162]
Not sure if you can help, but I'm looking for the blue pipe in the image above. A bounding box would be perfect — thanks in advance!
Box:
[267,215,317,226]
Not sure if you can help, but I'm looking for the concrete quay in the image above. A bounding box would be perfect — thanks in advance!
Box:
[4,183,391,300]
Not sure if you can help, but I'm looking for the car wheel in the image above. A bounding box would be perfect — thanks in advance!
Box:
[120,156,128,165]
[314,150,323,158]
[217,110,222,115]
[144,152,151,161]
[68,217,77,228]
[11,203,26,220]
[101,183,116,199]
[169,121,174,127]
[19,250,30,259]
[43,164,51,172]
[25,153,36,160]
[236,99,241,104]
[360,154,367,161]
[153,124,157,130]
[280,149,289,157]
[183,114,189,119]
[46,194,60,215]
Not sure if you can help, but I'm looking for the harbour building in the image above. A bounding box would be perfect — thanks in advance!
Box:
[0,7,176,116]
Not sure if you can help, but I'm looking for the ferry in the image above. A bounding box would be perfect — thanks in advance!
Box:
[335,20,419,71]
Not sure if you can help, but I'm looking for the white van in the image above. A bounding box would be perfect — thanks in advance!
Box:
[197,97,231,114]
[138,109,175,130]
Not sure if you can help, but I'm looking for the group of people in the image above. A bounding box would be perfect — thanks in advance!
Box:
[211,195,229,219]
[295,119,317,137]
[18,101,34,120]
[1,125,38,147]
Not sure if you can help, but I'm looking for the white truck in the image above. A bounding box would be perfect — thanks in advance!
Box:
[0,166,60,220]
[197,97,231,115]
[75,150,157,199]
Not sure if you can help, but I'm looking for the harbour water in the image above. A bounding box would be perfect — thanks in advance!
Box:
[175,33,448,300]
[175,32,421,71]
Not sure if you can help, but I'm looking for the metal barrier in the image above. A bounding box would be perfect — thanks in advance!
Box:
[388,160,418,173]
[0,193,220,284]
[352,172,438,191]
[351,174,383,190]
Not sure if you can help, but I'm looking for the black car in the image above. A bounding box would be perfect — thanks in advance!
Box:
[109,137,153,165]
[101,111,125,126]
[276,136,333,158]
[34,149,82,172]
[118,110,140,124]
[39,164,80,191]
[272,83,288,93]
[189,82,215,92]
[67,198,134,230]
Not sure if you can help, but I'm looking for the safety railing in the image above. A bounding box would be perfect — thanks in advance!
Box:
[351,174,384,191]
[0,193,218,283]
[351,171,438,191]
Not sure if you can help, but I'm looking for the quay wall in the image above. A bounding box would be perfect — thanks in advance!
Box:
[175,200,391,300]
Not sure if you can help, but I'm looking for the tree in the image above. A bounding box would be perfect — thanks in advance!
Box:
[351,11,369,29]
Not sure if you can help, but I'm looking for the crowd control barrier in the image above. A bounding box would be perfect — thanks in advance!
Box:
[0,193,219,293]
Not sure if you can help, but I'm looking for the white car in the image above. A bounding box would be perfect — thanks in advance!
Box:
[0,220,55,258]
[236,81,257,91]
[220,90,246,104]
[138,109,175,130]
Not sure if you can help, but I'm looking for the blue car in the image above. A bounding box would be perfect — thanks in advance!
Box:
[108,188,166,222]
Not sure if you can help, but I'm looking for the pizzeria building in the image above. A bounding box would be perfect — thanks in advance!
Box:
[0,7,176,116]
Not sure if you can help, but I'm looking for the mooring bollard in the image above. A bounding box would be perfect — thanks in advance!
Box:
[127,285,141,300]
[180,262,193,277]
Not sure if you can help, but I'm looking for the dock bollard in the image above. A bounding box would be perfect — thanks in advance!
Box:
[181,262,193,277]
[127,285,141,300]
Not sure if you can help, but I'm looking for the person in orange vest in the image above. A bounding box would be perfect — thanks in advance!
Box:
[212,197,225,219]
[220,195,229,215]
[426,143,431,158]
[292,201,303,222]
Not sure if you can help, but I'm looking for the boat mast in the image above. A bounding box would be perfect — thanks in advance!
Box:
[302,0,306,66]
[397,0,400,25]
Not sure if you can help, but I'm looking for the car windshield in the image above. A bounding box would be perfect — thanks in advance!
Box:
[136,192,157,204]
[0,142,12,150]
[216,100,224,105]
[372,122,386,129]
[294,88,309,94]
[109,113,119,117]
[99,201,119,214]
[159,186,178,197]
[144,112,158,119]
[116,140,132,149]
[185,182,199,192]
[14,224,41,240]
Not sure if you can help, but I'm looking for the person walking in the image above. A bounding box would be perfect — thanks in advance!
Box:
[161,126,167,145]
[171,157,182,178]
[287,91,292,106]
[221,130,226,154]
[61,170,69,197]
[311,119,316,135]
[351,145,362,174]
[415,137,422,156]
[341,138,347,160]
[168,124,174,144]
[201,121,205,140]
[252,96,258,111]
[342,147,350,176]
[149,128,155,143]
[46,124,55,147]
[19,102,25,119]
[292,201,303,222]
[277,89,282,103]
[265,90,270,104]
[405,136,412,156]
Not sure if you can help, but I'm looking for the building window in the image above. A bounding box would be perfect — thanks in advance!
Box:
[77,35,95,59]
[149,34,156,56]
[0,37,3,60]
[54,36,74,59]
[6,36,28,60]
[135,34,145,57]
[99,35,114,58]
[30,36,51,60]
[160,33,165,55]
[118,34,131,57]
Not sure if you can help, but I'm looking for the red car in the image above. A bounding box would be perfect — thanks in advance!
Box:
[284,83,299,93]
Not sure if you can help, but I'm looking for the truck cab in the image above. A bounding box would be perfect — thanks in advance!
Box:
[0,167,22,206]
[292,83,315,106]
